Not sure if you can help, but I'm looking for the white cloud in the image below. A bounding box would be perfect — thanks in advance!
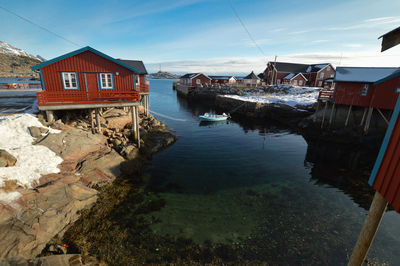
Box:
[311,40,329,44]
[343,43,362,48]
[145,49,400,74]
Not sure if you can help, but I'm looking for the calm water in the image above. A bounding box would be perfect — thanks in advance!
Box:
[143,79,400,265]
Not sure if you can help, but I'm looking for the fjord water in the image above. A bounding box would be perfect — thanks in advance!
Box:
[144,79,400,264]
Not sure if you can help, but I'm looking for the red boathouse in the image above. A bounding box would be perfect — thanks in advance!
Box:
[31,46,149,113]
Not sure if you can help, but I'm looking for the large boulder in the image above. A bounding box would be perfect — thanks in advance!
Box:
[28,126,48,138]
[0,149,17,167]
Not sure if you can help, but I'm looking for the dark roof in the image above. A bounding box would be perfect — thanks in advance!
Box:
[180,73,211,79]
[180,73,200,79]
[209,75,236,80]
[334,67,399,83]
[379,26,400,52]
[270,62,330,73]
[257,73,264,79]
[117,59,148,74]
[243,71,260,80]
[31,46,142,73]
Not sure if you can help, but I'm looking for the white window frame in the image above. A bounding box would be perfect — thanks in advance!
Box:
[196,79,201,85]
[318,81,323,87]
[62,72,78,90]
[293,80,298,86]
[361,84,369,96]
[100,73,113,89]
[299,80,303,86]
[320,72,325,79]
[277,79,281,85]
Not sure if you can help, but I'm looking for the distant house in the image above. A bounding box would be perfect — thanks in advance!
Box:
[333,67,400,110]
[281,72,307,86]
[241,71,261,86]
[263,62,335,87]
[209,75,237,84]
[180,73,211,86]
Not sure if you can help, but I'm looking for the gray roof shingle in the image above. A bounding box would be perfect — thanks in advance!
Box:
[117,59,148,74]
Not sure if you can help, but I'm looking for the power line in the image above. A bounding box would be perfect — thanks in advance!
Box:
[0,5,81,47]
[226,0,266,58]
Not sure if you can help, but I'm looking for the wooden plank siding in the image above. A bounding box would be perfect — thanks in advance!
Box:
[369,97,400,212]
[41,50,135,93]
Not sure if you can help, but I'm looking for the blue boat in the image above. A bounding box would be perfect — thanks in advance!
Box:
[199,113,229,122]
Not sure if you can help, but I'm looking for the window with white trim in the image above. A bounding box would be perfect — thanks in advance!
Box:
[62,72,78,89]
[320,72,324,79]
[299,80,303,86]
[293,80,298,86]
[100,73,113,89]
[196,79,201,85]
[361,84,369,96]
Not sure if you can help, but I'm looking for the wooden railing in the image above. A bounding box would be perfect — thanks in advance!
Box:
[137,84,149,93]
[36,91,140,106]
[318,89,334,101]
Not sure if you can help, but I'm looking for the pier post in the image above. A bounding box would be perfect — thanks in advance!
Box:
[321,101,328,128]
[135,106,141,148]
[45,111,54,123]
[360,107,368,126]
[313,101,321,122]
[131,107,137,140]
[364,107,374,134]
[348,191,387,266]
[90,109,95,134]
[345,105,353,127]
[329,103,336,126]
[95,108,101,133]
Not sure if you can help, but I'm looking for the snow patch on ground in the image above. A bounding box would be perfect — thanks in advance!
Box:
[223,86,319,109]
[0,113,62,204]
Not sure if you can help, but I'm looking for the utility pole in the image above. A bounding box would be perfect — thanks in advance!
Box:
[271,55,277,85]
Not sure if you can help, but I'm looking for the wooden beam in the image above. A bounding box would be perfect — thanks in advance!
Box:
[131,107,137,140]
[360,107,368,126]
[376,108,389,125]
[135,106,141,148]
[364,107,374,134]
[345,105,353,127]
[321,101,328,128]
[45,110,54,123]
[329,103,336,126]
[95,108,101,133]
[90,109,95,134]
[348,191,388,266]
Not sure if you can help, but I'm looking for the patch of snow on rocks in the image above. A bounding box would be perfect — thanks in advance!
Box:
[223,86,319,109]
[0,113,62,204]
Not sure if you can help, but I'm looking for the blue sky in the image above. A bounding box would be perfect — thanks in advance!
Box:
[1,0,399,74]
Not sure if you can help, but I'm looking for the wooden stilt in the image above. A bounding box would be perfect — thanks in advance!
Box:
[345,105,353,127]
[364,107,373,134]
[348,191,388,266]
[45,111,55,123]
[131,107,137,140]
[321,101,328,128]
[360,107,368,126]
[95,108,101,133]
[90,109,95,134]
[146,95,150,117]
[314,100,321,122]
[135,106,140,148]
[376,108,389,125]
[329,103,336,126]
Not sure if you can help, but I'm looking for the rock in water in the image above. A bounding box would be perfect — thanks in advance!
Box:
[0,149,17,167]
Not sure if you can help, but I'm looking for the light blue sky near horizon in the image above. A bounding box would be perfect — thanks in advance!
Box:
[1,0,399,74]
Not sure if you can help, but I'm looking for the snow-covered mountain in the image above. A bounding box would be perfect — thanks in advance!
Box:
[0,41,43,61]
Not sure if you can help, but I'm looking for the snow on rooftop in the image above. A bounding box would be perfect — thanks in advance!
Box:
[0,113,62,204]
[283,73,295,79]
[306,66,312,73]
[222,86,319,109]
[335,67,399,83]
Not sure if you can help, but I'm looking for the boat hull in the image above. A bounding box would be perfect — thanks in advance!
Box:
[199,115,228,122]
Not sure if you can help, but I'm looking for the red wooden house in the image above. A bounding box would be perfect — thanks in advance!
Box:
[179,73,212,86]
[333,67,400,110]
[263,62,335,87]
[31,46,149,112]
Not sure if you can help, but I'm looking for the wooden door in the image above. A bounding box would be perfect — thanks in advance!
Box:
[85,73,98,99]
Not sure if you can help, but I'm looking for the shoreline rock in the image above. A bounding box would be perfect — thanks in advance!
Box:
[0,107,176,261]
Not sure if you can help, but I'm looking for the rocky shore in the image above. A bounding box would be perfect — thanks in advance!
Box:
[0,107,176,264]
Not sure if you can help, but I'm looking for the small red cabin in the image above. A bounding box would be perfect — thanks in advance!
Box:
[281,72,307,86]
[333,67,400,110]
[179,73,211,86]
[31,46,149,111]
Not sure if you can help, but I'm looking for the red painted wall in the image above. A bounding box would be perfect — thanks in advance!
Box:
[334,82,374,107]
[41,50,135,93]
[372,112,400,212]
[290,75,307,86]
[371,77,400,109]
[211,79,228,84]
[314,66,335,87]
[191,74,211,86]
